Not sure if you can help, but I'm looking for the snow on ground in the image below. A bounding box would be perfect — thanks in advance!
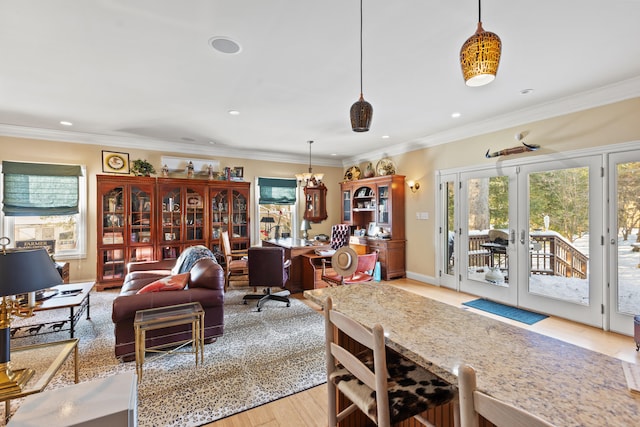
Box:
[468,233,640,314]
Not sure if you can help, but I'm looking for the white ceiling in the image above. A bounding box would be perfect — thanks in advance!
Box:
[1,0,639,167]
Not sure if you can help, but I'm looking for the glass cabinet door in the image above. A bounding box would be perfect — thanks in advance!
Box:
[232,189,248,239]
[185,186,206,242]
[130,184,153,245]
[342,189,352,223]
[101,185,125,245]
[210,189,229,241]
[159,186,182,244]
[377,184,390,225]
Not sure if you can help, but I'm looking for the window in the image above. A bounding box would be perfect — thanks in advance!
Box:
[256,178,298,241]
[1,161,87,259]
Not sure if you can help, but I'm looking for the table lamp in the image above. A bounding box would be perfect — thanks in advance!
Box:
[300,219,311,240]
[260,216,275,236]
[0,243,63,396]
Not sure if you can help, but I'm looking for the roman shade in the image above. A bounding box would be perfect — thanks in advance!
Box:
[2,161,83,216]
[258,178,296,205]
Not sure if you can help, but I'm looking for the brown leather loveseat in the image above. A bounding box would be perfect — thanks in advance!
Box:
[111,256,225,360]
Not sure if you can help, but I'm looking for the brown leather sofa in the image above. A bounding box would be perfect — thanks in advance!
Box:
[111,257,225,360]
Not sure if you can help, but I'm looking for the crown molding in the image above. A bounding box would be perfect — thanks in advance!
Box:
[342,76,640,166]
[1,76,638,170]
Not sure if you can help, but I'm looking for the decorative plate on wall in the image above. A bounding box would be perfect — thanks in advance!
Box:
[344,166,361,181]
[376,158,396,176]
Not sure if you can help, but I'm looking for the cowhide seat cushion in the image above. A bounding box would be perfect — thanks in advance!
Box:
[329,346,457,424]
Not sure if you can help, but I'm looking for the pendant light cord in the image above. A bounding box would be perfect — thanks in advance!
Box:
[478,0,482,22]
[359,0,363,96]
[308,140,313,174]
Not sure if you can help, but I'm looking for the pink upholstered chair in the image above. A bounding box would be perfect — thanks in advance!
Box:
[322,249,378,286]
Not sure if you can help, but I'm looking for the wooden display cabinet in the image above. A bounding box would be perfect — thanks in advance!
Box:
[303,183,328,223]
[97,175,251,289]
[96,175,156,290]
[339,175,406,280]
[156,179,208,261]
[209,183,250,255]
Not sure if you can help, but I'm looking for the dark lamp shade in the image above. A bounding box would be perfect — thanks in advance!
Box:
[460,22,502,87]
[350,95,373,132]
[260,217,275,223]
[0,248,62,297]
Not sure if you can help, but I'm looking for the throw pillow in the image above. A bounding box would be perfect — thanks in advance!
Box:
[136,272,190,294]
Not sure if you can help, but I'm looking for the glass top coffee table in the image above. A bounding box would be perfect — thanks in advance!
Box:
[134,302,204,382]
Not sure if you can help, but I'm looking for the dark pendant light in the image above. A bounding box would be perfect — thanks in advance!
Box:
[460,0,502,87]
[350,0,372,132]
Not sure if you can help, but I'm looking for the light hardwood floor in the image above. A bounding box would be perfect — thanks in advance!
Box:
[205,278,639,427]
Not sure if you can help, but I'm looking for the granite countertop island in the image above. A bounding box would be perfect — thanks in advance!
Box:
[304,283,640,426]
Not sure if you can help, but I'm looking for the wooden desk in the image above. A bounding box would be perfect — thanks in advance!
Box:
[262,239,330,293]
[304,284,640,427]
[301,253,332,290]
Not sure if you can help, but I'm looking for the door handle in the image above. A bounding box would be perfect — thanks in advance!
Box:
[520,230,525,245]
[510,229,516,244]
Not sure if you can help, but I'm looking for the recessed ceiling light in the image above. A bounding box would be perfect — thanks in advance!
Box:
[520,88,534,95]
[381,135,390,139]
[451,112,461,118]
[209,37,241,54]
[60,121,73,126]
[181,137,196,142]
[228,110,240,116]
[209,140,216,145]
[331,153,337,156]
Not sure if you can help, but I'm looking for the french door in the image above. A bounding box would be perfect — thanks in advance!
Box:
[608,150,640,335]
[442,156,604,327]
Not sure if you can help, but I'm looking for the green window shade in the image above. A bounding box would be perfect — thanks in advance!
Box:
[2,161,83,216]
[258,178,297,205]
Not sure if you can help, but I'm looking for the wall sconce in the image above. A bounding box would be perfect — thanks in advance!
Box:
[407,180,420,193]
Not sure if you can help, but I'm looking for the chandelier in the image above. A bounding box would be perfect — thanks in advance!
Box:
[295,141,324,187]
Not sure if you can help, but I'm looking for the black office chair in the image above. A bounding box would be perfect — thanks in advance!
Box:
[243,247,291,311]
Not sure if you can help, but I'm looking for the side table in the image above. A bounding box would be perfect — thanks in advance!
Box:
[134,302,204,381]
[2,339,78,423]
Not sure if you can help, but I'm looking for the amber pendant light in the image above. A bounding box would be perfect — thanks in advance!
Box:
[350,0,372,132]
[460,0,502,87]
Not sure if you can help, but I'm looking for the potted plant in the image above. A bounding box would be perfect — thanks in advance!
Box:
[131,159,156,176]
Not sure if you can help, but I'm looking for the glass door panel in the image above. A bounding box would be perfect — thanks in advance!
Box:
[460,168,517,304]
[439,173,457,290]
[518,156,603,328]
[609,151,640,335]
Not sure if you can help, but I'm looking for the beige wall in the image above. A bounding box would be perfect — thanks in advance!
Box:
[388,97,640,281]
[2,97,639,284]
[0,139,343,282]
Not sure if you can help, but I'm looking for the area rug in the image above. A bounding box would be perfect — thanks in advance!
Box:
[462,298,548,325]
[9,289,327,426]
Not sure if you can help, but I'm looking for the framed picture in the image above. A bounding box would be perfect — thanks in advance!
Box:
[367,222,378,237]
[232,166,244,178]
[102,150,130,174]
[186,194,203,208]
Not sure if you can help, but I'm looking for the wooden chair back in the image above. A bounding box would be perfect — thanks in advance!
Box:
[458,364,554,427]
[325,296,391,426]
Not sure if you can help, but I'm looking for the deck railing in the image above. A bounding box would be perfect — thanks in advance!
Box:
[467,232,588,279]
